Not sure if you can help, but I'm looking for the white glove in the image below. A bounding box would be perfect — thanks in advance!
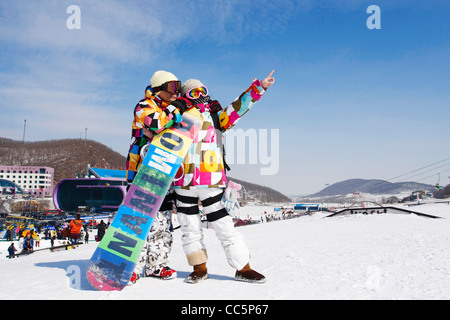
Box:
[221,181,242,214]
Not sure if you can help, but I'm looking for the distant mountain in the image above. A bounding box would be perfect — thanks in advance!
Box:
[308,178,435,197]
[0,137,289,203]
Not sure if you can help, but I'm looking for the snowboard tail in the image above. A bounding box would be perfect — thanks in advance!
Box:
[86,108,202,291]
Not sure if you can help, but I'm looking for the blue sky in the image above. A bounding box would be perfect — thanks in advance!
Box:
[1,0,449,195]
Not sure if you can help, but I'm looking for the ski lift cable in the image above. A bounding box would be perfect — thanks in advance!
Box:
[387,157,450,182]
[348,158,450,194]
[395,162,450,183]
[416,168,450,183]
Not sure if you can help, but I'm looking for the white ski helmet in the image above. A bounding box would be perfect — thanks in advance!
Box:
[150,70,179,93]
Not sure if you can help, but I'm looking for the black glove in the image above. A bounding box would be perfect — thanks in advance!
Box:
[209,100,222,113]
[170,99,189,115]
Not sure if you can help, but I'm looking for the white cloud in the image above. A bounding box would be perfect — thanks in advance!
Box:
[0,0,172,62]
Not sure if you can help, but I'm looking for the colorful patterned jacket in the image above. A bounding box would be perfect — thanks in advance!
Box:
[172,79,266,189]
[126,91,179,183]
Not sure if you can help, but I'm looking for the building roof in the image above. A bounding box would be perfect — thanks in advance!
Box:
[88,167,126,180]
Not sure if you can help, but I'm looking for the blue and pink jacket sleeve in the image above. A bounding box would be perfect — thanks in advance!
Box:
[218,79,266,131]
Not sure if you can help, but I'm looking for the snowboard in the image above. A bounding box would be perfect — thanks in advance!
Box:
[86,107,202,291]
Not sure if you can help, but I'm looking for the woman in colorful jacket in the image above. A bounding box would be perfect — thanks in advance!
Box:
[171,70,275,284]
[126,70,182,282]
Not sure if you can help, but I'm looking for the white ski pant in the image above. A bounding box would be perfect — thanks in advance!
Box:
[174,188,250,271]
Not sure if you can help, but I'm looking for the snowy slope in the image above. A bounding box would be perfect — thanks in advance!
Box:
[1,203,450,300]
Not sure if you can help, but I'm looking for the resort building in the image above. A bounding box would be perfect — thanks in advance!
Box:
[0,165,54,197]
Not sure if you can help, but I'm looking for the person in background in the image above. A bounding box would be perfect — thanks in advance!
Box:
[97,220,106,241]
[8,243,18,258]
[35,234,40,247]
[22,232,34,253]
[68,214,83,244]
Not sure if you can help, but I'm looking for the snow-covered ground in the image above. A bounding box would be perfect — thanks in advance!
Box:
[1,203,450,300]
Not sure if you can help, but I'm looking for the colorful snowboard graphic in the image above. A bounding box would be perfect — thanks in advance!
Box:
[87,108,202,291]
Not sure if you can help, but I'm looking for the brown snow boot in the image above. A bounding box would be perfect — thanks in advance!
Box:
[235,263,266,284]
[185,262,208,284]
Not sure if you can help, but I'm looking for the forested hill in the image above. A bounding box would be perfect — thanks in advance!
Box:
[0,137,126,183]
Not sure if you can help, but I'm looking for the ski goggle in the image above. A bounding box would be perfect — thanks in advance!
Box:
[153,80,181,94]
[186,86,209,99]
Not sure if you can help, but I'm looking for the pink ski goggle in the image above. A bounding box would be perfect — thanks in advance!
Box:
[186,86,208,99]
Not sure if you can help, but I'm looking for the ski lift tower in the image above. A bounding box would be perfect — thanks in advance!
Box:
[352,192,365,208]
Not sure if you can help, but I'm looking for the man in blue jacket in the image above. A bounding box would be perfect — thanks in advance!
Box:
[22,232,34,253]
